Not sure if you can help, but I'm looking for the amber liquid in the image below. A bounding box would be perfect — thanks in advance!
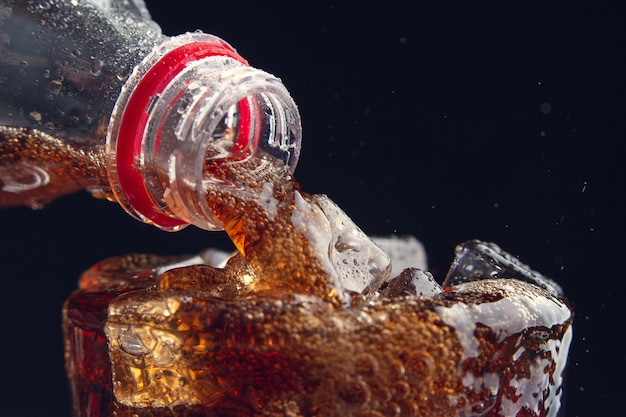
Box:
[199,155,345,306]
[64,253,572,417]
[0,126,109,208]
[61,149,573,417]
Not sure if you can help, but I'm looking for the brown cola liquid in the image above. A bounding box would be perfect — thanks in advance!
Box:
[63,152,573,417]
[64,253,572,417]
[0,126,110,208]
[198,154,346,306]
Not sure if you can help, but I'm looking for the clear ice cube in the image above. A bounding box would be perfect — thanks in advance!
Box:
[442,240,563,296]
[371,235,428,278]
[313,194,392,295]
[382,268,443,298]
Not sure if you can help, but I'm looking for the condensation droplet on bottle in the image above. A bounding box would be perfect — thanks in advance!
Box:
[90,60,104,77]
[42,69,51,79]
[0,33,10,47]
[20,60,28,68]
[28,111,42,122]
[48,80,62,95]
[176,96,191,115]
[0,7,11,20]
[36,1,52,11]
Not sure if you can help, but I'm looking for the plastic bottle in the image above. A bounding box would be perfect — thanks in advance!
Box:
[0,0,302,231]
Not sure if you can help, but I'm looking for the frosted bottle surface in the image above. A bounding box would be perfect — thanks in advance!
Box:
[0,0,162,142]
[0,0,162,206]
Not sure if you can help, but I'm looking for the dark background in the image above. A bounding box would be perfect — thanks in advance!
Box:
[1,1,624,416]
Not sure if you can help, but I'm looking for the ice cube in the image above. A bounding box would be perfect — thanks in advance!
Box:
[382,268,443,298]
[371,235,428,278]
[442,240,563,296]
[313,194,392,295]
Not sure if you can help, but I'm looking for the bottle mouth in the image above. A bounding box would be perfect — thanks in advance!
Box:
[106,33,302,231]
[172,60,302,180]
[156,59,302,230]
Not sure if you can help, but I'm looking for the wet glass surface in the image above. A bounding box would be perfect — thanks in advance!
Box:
[0,1,622,416]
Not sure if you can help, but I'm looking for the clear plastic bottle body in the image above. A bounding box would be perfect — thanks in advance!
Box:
[0,0,302,231]
[0,0,163,144]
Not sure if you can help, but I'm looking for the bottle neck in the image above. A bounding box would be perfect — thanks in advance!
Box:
[106,33,302,231]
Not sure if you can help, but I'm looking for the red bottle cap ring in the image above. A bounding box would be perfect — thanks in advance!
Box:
[116,41,248,229]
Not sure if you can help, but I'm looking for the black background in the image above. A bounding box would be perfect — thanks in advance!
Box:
[1,1,624,416]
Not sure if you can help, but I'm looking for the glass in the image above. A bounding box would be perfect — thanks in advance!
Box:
[64,240,573,417]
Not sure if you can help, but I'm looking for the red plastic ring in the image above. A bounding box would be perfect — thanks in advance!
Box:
[116,41,248,229]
